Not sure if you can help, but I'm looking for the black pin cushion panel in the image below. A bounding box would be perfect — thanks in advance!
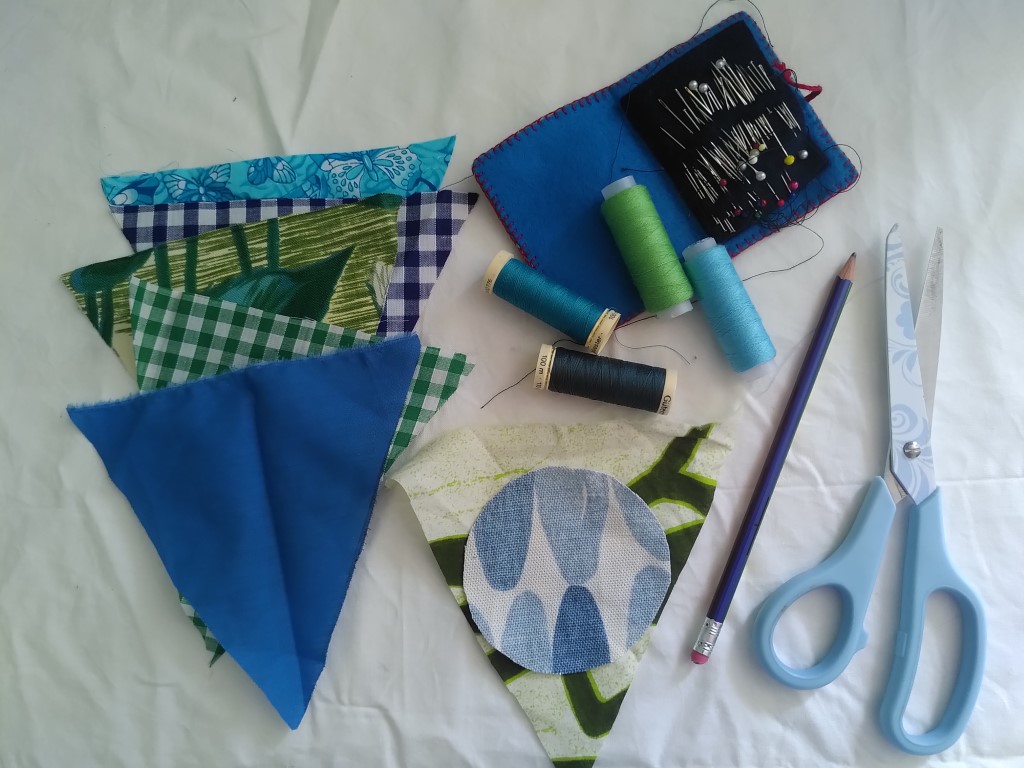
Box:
[622,22,828,240]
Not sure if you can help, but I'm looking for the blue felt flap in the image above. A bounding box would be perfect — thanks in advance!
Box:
[473,12,858,316]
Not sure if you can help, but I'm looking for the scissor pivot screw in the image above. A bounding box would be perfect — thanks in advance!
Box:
[903,441,922,459]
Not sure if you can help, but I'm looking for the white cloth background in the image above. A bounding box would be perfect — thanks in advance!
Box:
[0,1,1020,765]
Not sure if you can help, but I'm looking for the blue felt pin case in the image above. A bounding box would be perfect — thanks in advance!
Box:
[472,12,858,316]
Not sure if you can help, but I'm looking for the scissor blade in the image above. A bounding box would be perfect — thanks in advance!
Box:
[915,228,944,424]
[885,225,937,504]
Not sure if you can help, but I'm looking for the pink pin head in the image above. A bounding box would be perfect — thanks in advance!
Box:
[788,180,799,191]
[719,178,728,188]
[760,198,768,208]
[777,198,785,208]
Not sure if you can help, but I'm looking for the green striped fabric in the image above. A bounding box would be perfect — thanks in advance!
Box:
[62,196,400,359]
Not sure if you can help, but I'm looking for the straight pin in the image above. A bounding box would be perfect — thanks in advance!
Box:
[718,132,747,163]
[715,58,749,104]
[746,64,764,94]
[760,115,795,164]
[701,82,722,111]
[715,74,736,108]
[731,63,756,101]
[686,86,713,116]
[781,102,802,132]
[750,62,774,92]
[685,168,706,200]
[695,168,719,201]
[710,144,741,180]
[775,105,796,131]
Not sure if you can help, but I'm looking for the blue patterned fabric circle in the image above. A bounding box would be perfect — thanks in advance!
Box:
[464,467,670,674]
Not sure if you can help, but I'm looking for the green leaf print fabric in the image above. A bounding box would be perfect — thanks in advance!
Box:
[390,422,732,768]
[61,195,402,371]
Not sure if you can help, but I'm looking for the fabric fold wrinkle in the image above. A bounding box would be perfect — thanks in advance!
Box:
[67,336,423,729]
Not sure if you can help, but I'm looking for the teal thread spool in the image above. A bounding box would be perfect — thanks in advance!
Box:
[600,177,694,318]
[484,251,620,354]
[534,344,676,415]
[682,238,777,378]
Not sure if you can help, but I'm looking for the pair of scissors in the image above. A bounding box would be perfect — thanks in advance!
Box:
[752,225,986,755]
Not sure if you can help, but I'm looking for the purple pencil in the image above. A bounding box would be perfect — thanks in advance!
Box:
[692,253,857,665]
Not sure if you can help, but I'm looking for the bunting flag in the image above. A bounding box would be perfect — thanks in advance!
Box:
[391,422,731,767]
[69,336,422,728]
[128,278,474,663]
[63,196,401,370]
[100,136,456,205]
[108,192,478,337]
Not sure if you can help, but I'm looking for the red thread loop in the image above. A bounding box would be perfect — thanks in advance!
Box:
[772,61,823,102]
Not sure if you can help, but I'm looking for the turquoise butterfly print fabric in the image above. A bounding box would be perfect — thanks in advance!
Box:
[101,136,456,205]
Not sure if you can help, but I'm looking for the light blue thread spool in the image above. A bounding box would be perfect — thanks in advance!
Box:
[484,252,621,354]
[682,238,777,378]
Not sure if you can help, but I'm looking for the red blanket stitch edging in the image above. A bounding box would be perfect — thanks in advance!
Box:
[471,12,858,272]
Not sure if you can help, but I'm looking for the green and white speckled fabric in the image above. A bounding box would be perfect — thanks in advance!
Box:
[391,421,731,767]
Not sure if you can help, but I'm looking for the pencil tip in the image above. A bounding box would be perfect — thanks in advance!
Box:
[840,252,856,281]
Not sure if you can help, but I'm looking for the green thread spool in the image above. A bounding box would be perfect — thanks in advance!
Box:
[600,176,694,318]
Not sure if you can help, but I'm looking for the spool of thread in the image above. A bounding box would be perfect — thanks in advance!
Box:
[600,176,694,319]
[534,344,676,415]
[484,251,620,354]
[682,238,777,378]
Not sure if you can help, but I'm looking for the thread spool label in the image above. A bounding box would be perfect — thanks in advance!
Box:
[585,308,621,355]
[658,368,678,415]
[535,344,555,391]
[483,251,515,294]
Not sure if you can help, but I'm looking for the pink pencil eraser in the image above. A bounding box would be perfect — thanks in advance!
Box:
[691,650,709,665]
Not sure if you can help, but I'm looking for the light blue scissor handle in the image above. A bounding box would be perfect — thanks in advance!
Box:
[753,477,896,689]
[879,486,986,755]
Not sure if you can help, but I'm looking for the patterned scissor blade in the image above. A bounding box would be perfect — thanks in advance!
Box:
[915,228,944,424]
[885,225,937,504]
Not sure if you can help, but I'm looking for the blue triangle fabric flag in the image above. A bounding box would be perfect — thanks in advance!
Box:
[67,335,421,728]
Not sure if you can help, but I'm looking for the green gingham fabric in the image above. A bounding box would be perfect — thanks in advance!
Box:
[129,277,473,471]
[128,277,473,663]
[179,595,226,666]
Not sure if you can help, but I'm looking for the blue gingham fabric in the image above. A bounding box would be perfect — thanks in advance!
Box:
[379,190,468,336]
[111,198,339,252]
